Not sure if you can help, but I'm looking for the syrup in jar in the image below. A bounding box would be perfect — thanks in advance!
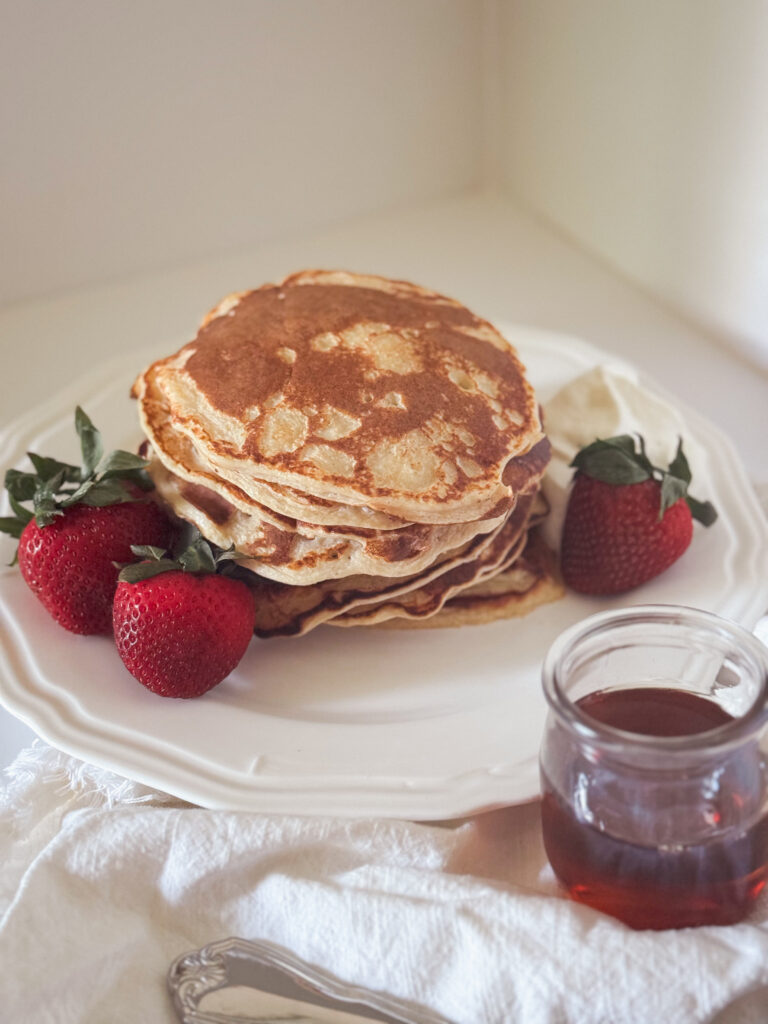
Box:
[541,687,768,929]
[539,607,768,931]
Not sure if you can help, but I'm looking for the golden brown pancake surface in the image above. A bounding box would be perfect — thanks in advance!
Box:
[140,270,543,523]
[132,270,561,636]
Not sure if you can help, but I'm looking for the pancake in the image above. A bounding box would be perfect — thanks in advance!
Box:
[246,530,502,637]
[245,505,524,638]
[133,270,558,638]
[135,270,544,525]
[245,489,545,637]
[369,530,564,630]
[137,362,411,531]
[329,490,547,628]
[149,452,513,585]
[146,435,549,582]
[140,354,549,537]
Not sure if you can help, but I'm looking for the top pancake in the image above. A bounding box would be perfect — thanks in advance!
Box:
[138,271,543,524]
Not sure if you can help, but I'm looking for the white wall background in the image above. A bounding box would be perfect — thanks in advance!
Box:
[0,0,482,306]
[498,0,768,366]
[3,0,768,367]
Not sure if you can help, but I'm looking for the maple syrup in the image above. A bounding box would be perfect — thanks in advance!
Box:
[541,687,768,929]
[539,606,768,930]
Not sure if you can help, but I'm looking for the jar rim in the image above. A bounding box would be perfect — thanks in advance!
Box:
[542,604,768,752]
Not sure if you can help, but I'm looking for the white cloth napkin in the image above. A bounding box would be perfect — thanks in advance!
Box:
[2,744,768,1024]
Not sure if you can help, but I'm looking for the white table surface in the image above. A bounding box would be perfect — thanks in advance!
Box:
[1,189,766,770]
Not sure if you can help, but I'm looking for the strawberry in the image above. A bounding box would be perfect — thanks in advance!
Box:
[561,435,717,595]
[18,501,173,634]
[113,536,255,698]
[1,407,174,634]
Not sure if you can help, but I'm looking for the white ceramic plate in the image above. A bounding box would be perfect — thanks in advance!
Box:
[1,329,766,819]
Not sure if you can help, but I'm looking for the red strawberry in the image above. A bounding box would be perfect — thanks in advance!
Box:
[18,501,173,634]
[113,540,255,698]
[561,435,716,595]
[2,406,174,634]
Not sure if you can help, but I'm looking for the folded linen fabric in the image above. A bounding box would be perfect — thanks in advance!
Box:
[2,743,768,1024]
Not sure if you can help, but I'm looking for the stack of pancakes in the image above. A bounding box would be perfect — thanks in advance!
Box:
[133,271,562,637]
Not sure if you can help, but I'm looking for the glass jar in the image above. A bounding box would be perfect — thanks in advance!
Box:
[539,604,768,929]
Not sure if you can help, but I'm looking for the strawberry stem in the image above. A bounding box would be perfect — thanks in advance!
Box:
[118,531,239,584]
[0,407,154,543]
[571,434,717,526]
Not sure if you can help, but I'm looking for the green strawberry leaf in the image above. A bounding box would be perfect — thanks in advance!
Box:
[178,535,217,574]
[172,520,202,558]
[27,453,81,484]
[127,469,155,491]
[634,435,656,477]
[8,494,34,525]
[75,406,103,479]
[118,559,180,584]
[0,516,26,539]
[686,495,718,527]
[571,436,652,485]
[118,469,153,492]
[77,479,136,507]
[214,544,239,563]
[5,469,40,503]
[667,437,692,486]
[34,499,65,527]
[0,492,36,542]
[130,544,169,561]
[8,493,31,519]
[606,434,637,454]
[59,478,93,506]
[33,470,65,507]
[119,531,243,585]
[659,473,689,518]
[98,449,150,478]
[3,408,159,562]
[571,433,717,528]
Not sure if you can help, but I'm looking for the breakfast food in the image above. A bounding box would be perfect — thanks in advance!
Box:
[113,539,256,697]
[133,270,563,635]
[1,408,174,634]
[18,500,173,635]
[560,435,717,594]
[0,301,724,706]
[362,530,563,630]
